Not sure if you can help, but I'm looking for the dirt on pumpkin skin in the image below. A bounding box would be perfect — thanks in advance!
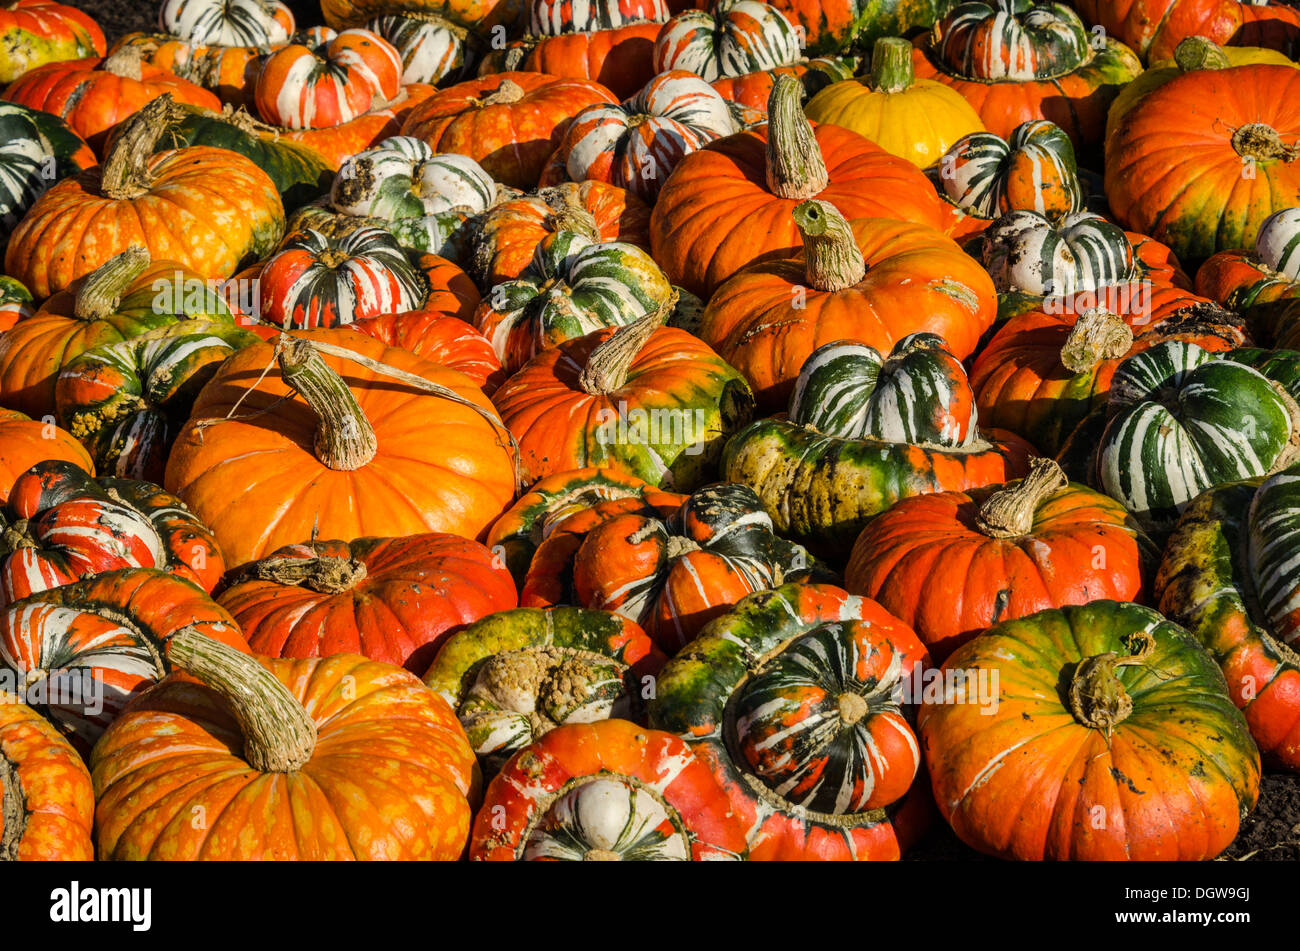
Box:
[62,0,1300,863]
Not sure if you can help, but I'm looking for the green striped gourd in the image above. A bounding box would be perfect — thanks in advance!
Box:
[1099,340,1300,533]
[788,333,976,446]
[982,209,1138,297]
[936,119,1083,221]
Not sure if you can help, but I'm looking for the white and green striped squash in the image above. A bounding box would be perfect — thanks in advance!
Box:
[1099,340,1299,533]
[981,209,1138,297]
[788,333,976,447]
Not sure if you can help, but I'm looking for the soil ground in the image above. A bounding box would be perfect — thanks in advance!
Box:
[59,0,1300,862]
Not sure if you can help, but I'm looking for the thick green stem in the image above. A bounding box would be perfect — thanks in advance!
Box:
[72,247,150,320]
[276,335,378,470]
[793,199,865,291]
[1173,36,1230,71]
[870,37,914,93]
[167,627,317,773]
[765,74,829,200]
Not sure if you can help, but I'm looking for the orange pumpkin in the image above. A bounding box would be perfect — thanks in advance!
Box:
[164,329,517,569]
[649,74,953,299]
[699,199,995,411]
[0,408,93,502]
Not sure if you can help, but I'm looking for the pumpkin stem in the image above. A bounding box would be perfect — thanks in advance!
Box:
[870,37,914,93]
[837,691,869,726]
[101,94,181,200]
[0,743,25,861]
[1173,36,1230,72]
[542,186,601,241]
[167,627,317,773]
[793,199,865,292]
[765,74,829,200]
[1231,123,1299,163]
[664,534,701,559]
[579,293,677,396]
[72,247,151,320]
[1059,307,1133,373]
[481,78,525,106]
[585,848,623,861]
[1067,630,1155,739]
[975,457,1066,538]
[246,553,369,593]
[276,335,379,471]
[102,44,145,80]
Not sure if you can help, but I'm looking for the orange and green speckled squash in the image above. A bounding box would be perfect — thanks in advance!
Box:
[920,599,1260,860]
[469,718,748,860]
[0,694,93,861]
[1156,462,1300,771]
[92,630,479,860]
[649,582,934,860]
[424,605,667,776]
[0,0,105,84]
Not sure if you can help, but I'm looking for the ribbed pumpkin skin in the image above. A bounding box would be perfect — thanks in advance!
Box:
[424,606,666,776]
[652,2,802,82]
[485,467,677,585]
[920,600,1259,860]
[350,310,505,394]
[0,0,105,84]
[1073,0,1300,62]
[845,481,1152,660]
[495,22,662,99]
[1098,342,1295,534]
[5,147,285,301]
[492,324,755,492]
[471,181,651,287]
[366,12,467,86]
[0,460,225,606]
[0,409,92,503]
[164,329,517,570]
[160,0,295,46]
[92,652,478,860]
[699,216,995,411]
[936,119,1082,225]
[529,0,667,33]
[0,695,94,861]
[2,55,222,156]
[470,719,749,861]
[970,286,1244,460]
[255,28,404,131]
[1156,471,1300,769]
[0,568,248,751]
[911,35,1141,149]
[526,482,817,652]
[0,260,239,420]
[400,72,618,188]
[649,582,933,860]
[722,417,1034,556]
[804,74,983,170]
[649,122,952,299]
[1106,65,1300,265]
[218,534,517,673]
[109,33,272,110]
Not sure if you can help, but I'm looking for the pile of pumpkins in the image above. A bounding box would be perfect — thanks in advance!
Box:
[1,0,1300,862]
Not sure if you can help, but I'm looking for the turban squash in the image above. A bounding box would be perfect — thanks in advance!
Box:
[492,312,755,492]
[0,0,105,84]
[470,718,748,860]
[0,567,248,751]
[920,600,1259,860]
[349,310,505,394]
[164,329,517,569]
[1071,0,1300,63]
[0,460,224,606]
[649,583,934,860]
[254,26,403,130]
[423,605,666,776]
[92,630,479,859]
